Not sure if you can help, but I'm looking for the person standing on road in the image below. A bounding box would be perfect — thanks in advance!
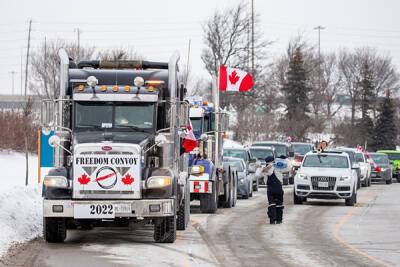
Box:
[263,156,284,224]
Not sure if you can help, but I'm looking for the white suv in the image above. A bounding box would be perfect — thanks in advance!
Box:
[294,151,358,206]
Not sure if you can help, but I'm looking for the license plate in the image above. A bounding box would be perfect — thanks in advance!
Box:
[73,203,131,219]
[371,173,376,177]
[318,181,329,187]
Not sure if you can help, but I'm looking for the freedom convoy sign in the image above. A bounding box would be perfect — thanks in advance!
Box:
[73,154,141,199]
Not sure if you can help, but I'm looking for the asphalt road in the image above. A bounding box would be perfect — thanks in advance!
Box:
[2,183,400,267]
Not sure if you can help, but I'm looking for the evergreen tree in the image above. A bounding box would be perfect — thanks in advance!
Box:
[357,61,375,147]
[371,92,397,150]
[281,47,311,140]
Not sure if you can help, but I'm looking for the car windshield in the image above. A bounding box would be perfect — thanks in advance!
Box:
[228,160,245,172]
[303,155,349,168]
[75,102,155,130]
[249,148,274,160]
[355,153,364,163]
[191,118,202,133]
[224,149,246,161]
[371,154,389,164]
[293,144,312,155]
[253,143,288,158]
[384,153,400,161]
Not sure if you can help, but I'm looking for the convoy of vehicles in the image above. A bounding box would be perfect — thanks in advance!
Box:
[294,151,358,206]
[354,150,372,187]
[187,97,237,213]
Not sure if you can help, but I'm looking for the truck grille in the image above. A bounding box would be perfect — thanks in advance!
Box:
[311,176,336,191]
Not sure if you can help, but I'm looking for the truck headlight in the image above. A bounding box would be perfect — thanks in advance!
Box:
[297,173,307,180]
[146,176,172,189]
[190,165,204,174]
[43,176,69,189]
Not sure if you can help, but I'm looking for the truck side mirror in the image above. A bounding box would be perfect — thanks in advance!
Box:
[200,133,208,142]
[155,134,167,147]
[48,135,61,148]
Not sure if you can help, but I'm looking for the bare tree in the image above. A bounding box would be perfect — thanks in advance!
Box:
[97,47,142,61]
[30,39,96,99]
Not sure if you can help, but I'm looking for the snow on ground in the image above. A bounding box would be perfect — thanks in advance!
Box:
[0,151,42,257]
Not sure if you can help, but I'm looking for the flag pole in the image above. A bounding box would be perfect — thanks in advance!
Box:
[212,72,220,167]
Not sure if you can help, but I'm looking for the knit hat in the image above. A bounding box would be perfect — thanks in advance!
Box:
[265,156,274,164]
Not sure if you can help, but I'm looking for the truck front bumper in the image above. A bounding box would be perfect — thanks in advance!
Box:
[43,198,175,218]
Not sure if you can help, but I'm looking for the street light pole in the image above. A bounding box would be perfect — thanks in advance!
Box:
[9,71,17,95]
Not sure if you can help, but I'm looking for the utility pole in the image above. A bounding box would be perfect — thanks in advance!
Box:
[75,28,80,61]
[24,19,32,97]
[251,0,255,75]
[314,25,325,120]
[20,48,23,95]
[9,71,17,95]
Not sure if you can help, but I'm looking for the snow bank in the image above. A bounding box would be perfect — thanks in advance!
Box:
[0,151,42,257]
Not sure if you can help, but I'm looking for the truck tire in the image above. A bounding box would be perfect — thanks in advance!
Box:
[289,176,294,185]
[177,183,190,231]
[345,189,357,206]
[386,179,392,185]
[223,170,234,208]
[232,173,237,207]
[43,217,66,243]
[249,182,253,197]
[200,180,218,213]
[293,191,303,205]
[154,216,176,243]
[253,178,259,191]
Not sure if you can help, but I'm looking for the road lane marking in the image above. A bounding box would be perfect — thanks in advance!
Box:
[333,191,392,267]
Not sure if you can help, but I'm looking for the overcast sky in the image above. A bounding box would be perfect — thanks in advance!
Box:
[0,0,399,95]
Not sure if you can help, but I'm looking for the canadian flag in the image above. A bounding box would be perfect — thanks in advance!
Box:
[182,120,198,153]
[219,65,254,92]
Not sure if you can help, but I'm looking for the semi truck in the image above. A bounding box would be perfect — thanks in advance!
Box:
[40,49,190,243]
[186,96,237,213]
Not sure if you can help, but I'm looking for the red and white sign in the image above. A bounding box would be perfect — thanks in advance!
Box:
[190,180,211,193]
[182,120,198,153]
[219,64,254,92]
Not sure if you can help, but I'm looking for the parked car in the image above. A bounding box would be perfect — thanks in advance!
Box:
[249,146,275,186]
[332,148,362,189]
[251,141,294,185]
[369,153,393,184]
[294,151,358,206]
[292,142,314,172]
[223,157,253,199]
[354,151,371,187]
[377,150,400,182]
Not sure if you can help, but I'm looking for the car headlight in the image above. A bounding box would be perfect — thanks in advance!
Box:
[190,165,204,174]
[340,176,350,181]
[381,168,387,172]
[146,176,172,189]
[239,178,245,184]
[297,173,308,180]
[43,176,69,189]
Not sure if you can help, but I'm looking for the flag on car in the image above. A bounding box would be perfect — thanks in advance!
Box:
[219,64,254,92]
[182,120,198,153]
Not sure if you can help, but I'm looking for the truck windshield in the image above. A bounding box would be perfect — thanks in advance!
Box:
[191,118,202,133]
[223,149,246,161]
[293,144,313,155]
[384,153,400,161]
[355,153,365,163]
[371,154,389,164]
[303,155,349,168]
[75,102,155,130]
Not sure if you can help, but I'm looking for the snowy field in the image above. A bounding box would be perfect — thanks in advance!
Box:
[0,151,41,257]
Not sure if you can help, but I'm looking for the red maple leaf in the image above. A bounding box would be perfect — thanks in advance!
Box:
[78,174,91,185]
[228,70,240,85]
[121,174,134,185]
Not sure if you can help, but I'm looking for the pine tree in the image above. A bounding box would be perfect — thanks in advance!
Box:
[371,92,397,151]
[357,61,375,147]
[281,47,311,140]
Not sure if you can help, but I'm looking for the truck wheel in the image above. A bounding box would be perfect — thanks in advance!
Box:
[253,178,259,191]
[232,174,237,207]
[345,189,357,206]
[397,177,400,183]
[223,171,234,208]
[289,176,294,185]
[154,216,176,243]
[177,181,190,231]
[293,191,303,205]
[386,179,393,185]
[249,182,253,197]
[43,217,66,243]
[200,180,218,213]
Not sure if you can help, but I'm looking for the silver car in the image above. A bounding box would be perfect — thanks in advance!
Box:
[223,157,253,199]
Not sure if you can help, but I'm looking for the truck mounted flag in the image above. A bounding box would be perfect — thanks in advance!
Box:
[182,120,198,153]
[219,64,254,92]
